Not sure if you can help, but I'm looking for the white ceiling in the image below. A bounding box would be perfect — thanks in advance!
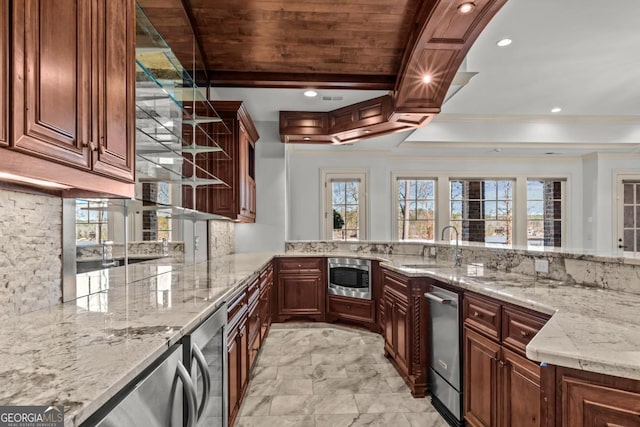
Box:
[210,0,640,155]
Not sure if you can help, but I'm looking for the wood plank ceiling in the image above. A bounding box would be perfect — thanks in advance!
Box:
[139,0,508,143]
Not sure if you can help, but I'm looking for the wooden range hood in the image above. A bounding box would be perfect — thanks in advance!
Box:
[280,0,507,144]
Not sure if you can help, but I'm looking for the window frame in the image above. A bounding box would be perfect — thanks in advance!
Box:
[448,178,516,246]
[321,169,368,241]
[391,172,438,241]
[615,173,640,257]
[525,178,567,249]
[388,172,570,248]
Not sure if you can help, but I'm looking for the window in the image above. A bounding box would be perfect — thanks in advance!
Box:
[396,178,436,240]
[621,180,640,256]
[450,179,513,244]
[527,180,564,247]
[323,171,367,240]
[76,199,108,243]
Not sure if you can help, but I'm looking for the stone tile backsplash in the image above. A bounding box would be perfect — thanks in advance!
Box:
[286,240,640,295]
[209,219,235,258]
[0,190,62,319]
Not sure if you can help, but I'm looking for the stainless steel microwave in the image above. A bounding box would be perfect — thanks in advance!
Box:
[328,258,371,300]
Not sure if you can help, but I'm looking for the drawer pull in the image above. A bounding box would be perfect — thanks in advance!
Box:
[520,330,530,338]
[474,311,481,318]
[297,264,302,268]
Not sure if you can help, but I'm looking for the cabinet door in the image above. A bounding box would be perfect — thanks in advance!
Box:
[562,375,640,427]
[501,348,541,427]
[277,273,323,316]
[239,321,249,397]
[464,327,500,427]
[1,0,8,147]
[12,0,91,168]
[383,292,395,355]
[91,0,135,182]
[394,298,410,374]
[238,123,249,217]
[227,327,240,424]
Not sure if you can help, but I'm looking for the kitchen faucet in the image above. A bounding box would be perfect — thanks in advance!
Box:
[441,225,463,267]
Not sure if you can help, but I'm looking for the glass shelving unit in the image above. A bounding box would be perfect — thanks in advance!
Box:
[135,5,231,204]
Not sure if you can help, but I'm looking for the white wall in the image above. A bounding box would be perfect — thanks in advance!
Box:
[286,147,586,248]
[235,121,287,253]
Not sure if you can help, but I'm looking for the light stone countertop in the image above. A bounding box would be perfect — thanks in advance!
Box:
[0,252,275,427]
[1,251,639,427]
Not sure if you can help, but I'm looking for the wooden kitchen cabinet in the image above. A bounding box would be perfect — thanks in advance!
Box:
[90,0,136,182]
[381,268,429,397]
[327,294,376,330]
[549,366,640,427]
[384,287,411,374]
[464,327,500,427]
[275,257,325,322]
[227,293,249,427]
[501,348,542,427]
[209,101,259,223]
[463,292,550,427]
[4,0,135,195]
[1,0,8,147]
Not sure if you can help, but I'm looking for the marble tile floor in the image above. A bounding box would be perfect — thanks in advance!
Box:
[235,322,449,427]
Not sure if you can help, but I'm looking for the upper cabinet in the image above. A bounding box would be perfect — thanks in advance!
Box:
[91,0,136,182]
[1,0,8,147]
[209,101,259,223]
[1,0,135,195]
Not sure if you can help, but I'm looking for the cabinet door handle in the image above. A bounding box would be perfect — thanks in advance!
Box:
[86,140,98,151]
[520,330,530,337]
[473,311,481,318]
[191,344,211,421]
[176,361,197,427]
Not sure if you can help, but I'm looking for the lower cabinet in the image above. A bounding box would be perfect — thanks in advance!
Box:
[463,292,549,427]
[275,257,325,322]
[384,287,411,375]
[380,268,429,397]
[227,262,274,427]
[227,301,248,427]
[463,327,500,427]
[551,367,640,427]
[326,294,376,331]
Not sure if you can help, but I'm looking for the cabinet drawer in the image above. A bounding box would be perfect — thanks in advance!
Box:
[464,294,501,341]
[278,257,323,273]
[228,291,248,325]
[247,276,260,304]
[502,307,548,355]
[382,269,409,294]
[328,295,375,323]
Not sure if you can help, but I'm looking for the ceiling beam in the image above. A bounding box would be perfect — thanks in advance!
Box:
[209,71,396,91]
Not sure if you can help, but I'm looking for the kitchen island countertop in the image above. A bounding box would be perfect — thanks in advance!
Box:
[1,251,639,426]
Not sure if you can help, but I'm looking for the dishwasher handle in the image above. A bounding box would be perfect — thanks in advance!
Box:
[424,292,455,305]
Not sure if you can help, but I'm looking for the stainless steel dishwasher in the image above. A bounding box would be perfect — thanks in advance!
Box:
[425,285,463,427]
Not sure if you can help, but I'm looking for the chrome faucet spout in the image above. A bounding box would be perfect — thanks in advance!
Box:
[441,226,462,267]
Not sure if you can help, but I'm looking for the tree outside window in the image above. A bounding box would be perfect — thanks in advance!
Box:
[332,180,360,240]
[397,179,435,240]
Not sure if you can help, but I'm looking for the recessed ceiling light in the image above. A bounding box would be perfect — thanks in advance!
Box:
[551,107,562,113]
[457,2,475,14]
[304,90,318,98]
[496,38,512,47]
[422,74,432,84]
